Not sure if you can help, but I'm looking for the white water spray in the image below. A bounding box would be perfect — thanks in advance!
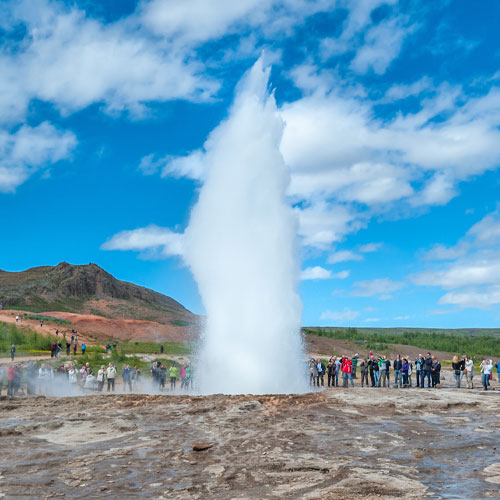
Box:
[184,59,306,394]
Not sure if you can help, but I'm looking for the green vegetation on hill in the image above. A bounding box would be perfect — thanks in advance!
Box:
[303,327,500,358]
[0,322,60,355]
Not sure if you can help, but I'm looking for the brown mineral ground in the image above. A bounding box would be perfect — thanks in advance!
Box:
[0,388,499,500]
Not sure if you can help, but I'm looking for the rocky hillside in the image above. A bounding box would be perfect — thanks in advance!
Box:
[0,262,198,327]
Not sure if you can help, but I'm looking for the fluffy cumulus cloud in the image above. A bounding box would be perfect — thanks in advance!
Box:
[413,209,500,309]
[101,225,184,259]
[320,308,360,321]
[300,266,349,280]
[351,278,405,298]
[0,123,76,192]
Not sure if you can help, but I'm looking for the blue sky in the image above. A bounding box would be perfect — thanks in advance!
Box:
[2,0,500,327]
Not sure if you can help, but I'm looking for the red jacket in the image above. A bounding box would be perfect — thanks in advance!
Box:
[344,359,352,374]
[7,365,16,381]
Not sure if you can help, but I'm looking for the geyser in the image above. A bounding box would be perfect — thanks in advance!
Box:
[184,59,306,394]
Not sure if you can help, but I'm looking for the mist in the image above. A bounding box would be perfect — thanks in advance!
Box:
[184,59,306,394]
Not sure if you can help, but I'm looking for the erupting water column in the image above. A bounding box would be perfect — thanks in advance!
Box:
[184,59,306,394]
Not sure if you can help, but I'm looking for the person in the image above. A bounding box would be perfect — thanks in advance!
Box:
[55,329,59,336]
[415,355,423,388]
[81,343,86,356]
[160,344,164,354]
[68,364,78,386]
[180,364,187,389]
[10,344,16,361]
[7,364,17,396]
[393,355,402,388]
[373,357,380,387]
[431,356,441,387]
[185,361,192,389]
[0,365,5,395]
[309,359,318,387]
[452,355,462,388]
[368,356,376,387]
[66,341,71,355]
[15,315,18,323]
[38,364,52,394]
[79,365,87,387]
[496,360,500,383]
[481,359,492,391]
[26,362,37,395]
[379,356,390,388]
[169,362,178,390]
[317,358,325,387]
[159,363,167,390]
[343,356,354,387]
[465,356,474,389]
[351,353,359,379]
[73,343,77,356]
[327,358,335,387]
[421,353,432,388]
[122,364,132,392]
[401,358,409,387]
[132,365,141,390]
[96,365,106,392]
[334,357,340,387]
[360,359,369,387]
[106,363,117,392]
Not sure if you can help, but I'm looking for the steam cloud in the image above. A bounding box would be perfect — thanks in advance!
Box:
[184,58,306,394]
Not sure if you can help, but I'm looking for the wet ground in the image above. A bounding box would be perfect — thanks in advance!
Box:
[0,388,499,500]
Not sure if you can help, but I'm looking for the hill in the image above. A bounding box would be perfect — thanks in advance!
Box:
[0,262,198,329]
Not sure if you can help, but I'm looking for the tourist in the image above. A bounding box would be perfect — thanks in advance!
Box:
[415,354,423,388]
[96,365,106,392]
[132,365,141,390]
[368,356,376,387]
[160,344,164,354]
[360,359,369,387]
[379,356,390,388]
[73,343,77,356]
[496,360,500,383]
[481,359,492,391]
[0,365,4,395]
[309,359,318,387]
[342,356,354,387]
[334,357,340,386]
[65,341,70,355]
[169,362,178,390]
[431,356,441,387]
[106,363,117,392]
[10,344,16,361]
[159,363,167,390]
[79,365,88,387]
[317,358,325,387]
[421,353,432,388]
[180,364,187,389]
[465,356,474,389]
[327,358,335,387]
[38,364,52,394]
[7,364,17,396]
[68,364,78,386]
[401,358,409,387]
[452,355,462,388]
[122,364,132,392]
[393,355,402,388]
[351,353,358,379]
[373,357,380,387]
[81,343,86,356]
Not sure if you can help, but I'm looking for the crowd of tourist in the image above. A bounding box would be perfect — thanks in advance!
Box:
[309,352,499,391]
[0,358,195,396]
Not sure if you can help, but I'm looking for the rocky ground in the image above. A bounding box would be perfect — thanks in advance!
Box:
[0,388,499,500]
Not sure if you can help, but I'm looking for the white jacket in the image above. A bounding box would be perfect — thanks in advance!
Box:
[106,366,117,379]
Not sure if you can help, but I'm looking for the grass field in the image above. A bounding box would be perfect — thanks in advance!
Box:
[303,327,500,357]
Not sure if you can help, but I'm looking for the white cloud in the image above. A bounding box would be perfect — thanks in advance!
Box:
[333,270,350,279]
[300,266,332,280]
[359,242,382,253]
[413,210,500,309]
[327,250,363,264]
[0,122,76,192]
[352,278,405,297]
[101,225,184,258]
[364,317,380,322]
[320,308,360,321]
[350,16,411,75]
